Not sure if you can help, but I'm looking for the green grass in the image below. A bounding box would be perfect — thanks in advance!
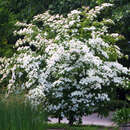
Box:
[47,123,118,130]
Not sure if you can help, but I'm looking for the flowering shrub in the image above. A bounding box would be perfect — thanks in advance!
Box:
[0,3,130,124]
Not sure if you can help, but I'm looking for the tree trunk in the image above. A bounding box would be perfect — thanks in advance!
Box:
[58,116,61,124]
[68,115,74,126]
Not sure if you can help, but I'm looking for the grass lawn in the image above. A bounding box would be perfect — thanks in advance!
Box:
[47,123,118,130]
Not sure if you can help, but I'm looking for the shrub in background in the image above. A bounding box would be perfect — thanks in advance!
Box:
[49,0,91,15]
[0,0,16,57]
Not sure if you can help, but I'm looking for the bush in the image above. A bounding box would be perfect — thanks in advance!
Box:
[112,108,130,126]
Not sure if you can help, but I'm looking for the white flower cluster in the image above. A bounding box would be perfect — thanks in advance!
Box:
[87,3,113,21]
[43,38,129,118]
[0,3,129,122]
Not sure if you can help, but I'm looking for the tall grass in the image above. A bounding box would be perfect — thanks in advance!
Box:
[0,95,47,130]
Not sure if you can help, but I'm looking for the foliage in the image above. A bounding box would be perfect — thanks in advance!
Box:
[111,2,130,39]
[112,108,130,126]
[48,0,117,15]
[49,0,93,15]
[0,95,47,130]
[108,1,130,68]
[2,0,50,21]
[0,0,16,57]
[0,3,130,125]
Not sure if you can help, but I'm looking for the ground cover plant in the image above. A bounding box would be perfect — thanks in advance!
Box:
[0,2,130,125]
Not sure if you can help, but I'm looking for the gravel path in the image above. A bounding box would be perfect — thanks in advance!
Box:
[48,112,116,127]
